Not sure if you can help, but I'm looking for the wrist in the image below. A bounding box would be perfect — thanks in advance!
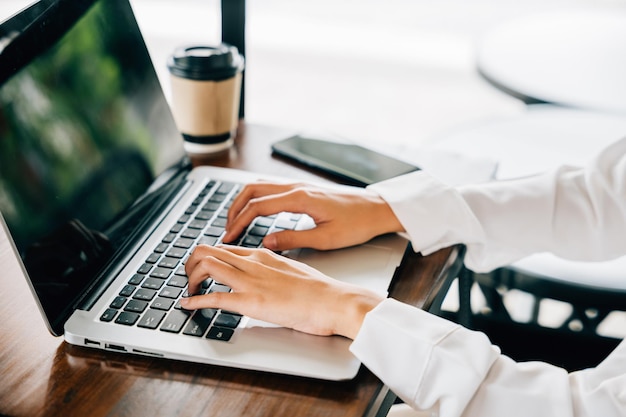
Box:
[369,194,405,236]
[333,285,383,340]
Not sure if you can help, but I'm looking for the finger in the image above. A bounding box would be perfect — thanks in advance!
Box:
[263,228,333,251]
[223,190,307,242]
[213,244,256,256]
[185,246,243,294]
[185,244,228,284]
[187,245,273,290]
[228,182,295,225]
[188,243,251,269]
[213,245,301,278]
[180,290,245,313]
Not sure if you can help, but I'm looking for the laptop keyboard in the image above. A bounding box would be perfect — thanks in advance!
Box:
[99,179,301,342]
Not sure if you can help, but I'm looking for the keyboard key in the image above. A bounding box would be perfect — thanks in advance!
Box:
[110,296,127,309]
[211,218,227,228]
[216,182,235,195]
[159,286,183,299]
[188,220,208,230]
[173,238,194,249]
[168,275,188,288]
[151,297,175,311]
[158,257,179,269]
[115,312,140,326]
[137,263,152,274]
[128,274,144,285]
[206,326,234,341]
[133,288,157,301]
[198,236,218,246]
[162,233,176,243]
[142,278,166,290]
[154,242,169,254]
[145,253,160,264]
[183,309,217,337]
[150,267,172,280]
[124,299,148,313]
[160,310,191,333]
[137,310,166,329]
[166,247,187,259]
[181,228,201,239]
[254,217,274,227]
[119,285,135,297]
[209,194,226,204]
[194,211,213,221]
[204,226,223,237]
[214,312,242,328]
[202,202,221,212]
[249,226,269,237]
[242,235,263,247]
[210,284,231,293]
[275,218,297,230]
[100,308,118,322]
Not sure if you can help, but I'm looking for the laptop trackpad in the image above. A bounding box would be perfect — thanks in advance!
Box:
[284,234,407,297]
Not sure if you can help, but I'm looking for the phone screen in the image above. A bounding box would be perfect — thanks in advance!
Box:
[271,135,420,186]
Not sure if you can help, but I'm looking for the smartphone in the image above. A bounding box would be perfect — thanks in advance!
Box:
[271,135,420,186]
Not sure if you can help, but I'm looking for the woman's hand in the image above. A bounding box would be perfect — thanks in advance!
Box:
[222,182,404,251]
[181,245,383,339]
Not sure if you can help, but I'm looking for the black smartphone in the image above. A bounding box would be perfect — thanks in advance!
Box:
[271,135,420,186]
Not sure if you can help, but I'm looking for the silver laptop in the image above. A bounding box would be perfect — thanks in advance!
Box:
[0,0,407,381]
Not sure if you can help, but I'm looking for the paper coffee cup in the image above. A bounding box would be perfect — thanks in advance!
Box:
[168,44,244,155]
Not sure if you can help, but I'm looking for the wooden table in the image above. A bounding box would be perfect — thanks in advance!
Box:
[0,123,463,417]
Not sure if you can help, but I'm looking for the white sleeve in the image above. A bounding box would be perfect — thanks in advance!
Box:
[367,136,626,272]
[350,298,626,417]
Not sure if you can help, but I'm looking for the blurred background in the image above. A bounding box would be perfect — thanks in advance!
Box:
[2,0,623,151]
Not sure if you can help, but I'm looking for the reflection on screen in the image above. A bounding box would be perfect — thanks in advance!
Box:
[0,0,186,332]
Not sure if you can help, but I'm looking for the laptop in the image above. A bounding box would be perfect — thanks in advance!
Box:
[0,0,407,381]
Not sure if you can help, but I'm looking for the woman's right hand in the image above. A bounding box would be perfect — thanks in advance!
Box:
[222,182,404,252]
[182,245,383,339]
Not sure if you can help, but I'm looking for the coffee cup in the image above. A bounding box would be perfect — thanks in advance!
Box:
[167,44,244,155]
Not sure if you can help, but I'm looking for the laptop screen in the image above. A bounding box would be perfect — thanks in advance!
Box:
[0,0,187,334]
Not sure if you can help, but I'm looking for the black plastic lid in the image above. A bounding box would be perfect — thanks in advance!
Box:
[167,44,244,81]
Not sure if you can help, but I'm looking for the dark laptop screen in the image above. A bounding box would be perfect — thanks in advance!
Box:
[0,0,186,334]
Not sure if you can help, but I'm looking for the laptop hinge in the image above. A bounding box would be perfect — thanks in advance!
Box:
[73,166,191,314]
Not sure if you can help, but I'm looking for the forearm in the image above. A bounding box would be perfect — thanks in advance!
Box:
[351,299,626,417]
[458,137,626,268]
[369,137,626,272]
[350,299,499,415]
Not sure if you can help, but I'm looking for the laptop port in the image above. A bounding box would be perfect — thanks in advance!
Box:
[84,339,101,347]
[133,349,164,357]
[105,343,127,352]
